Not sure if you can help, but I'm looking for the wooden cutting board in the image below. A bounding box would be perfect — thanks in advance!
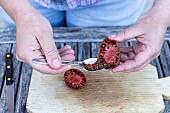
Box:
[27,64,170,113]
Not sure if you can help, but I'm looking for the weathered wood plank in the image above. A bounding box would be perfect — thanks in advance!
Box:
[162,40,170,113]
[91,42,100,58]
[159,41,170,77]
[150,58,164,78]
[163,100,170,113]
[65,42,78,61]
[0,84,8,113]
[0,44,11,96]
[15,63,32,113]
[119,41,129,47]
[78,43,91,61]
[0,27,170,43]
[55,42,64,49]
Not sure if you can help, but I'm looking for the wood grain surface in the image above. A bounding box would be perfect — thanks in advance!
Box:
[27,65,170,113]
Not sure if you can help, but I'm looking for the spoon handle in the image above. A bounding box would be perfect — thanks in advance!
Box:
[32,58,82,65]
[62,60,82,65]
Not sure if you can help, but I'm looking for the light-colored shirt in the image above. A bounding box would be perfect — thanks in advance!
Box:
[35,0,103,9]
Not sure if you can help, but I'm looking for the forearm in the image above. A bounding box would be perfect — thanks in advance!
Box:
[0,0,36,23]
[152,0,170,26]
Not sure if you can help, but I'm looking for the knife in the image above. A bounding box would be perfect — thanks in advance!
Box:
[5,53,14,113]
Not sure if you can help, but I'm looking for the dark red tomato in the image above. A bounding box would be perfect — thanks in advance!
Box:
[84,38,121,71]
[64,69,86,89]
[98,38,121,69]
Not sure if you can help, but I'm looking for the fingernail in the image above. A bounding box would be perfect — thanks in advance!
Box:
[53,59,61,68]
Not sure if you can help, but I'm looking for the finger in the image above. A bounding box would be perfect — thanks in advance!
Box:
[28,54,71,74]
[60,49,74,56]
[112,51,150,72]
[37,31,61,69]
[58,45,72,54]
[120,46,134,53]
[132,42,143,54]
[113,60,149,73]
[108,25,142,42]
[125,61,149,72]
[33,44,74,54]
[128,52,135,60]
[121,54,129,62]
[130,62,149,72]
[61,54,75,61]
[30,63,71,75]
[120,52,135,62]
[33,48,75,61]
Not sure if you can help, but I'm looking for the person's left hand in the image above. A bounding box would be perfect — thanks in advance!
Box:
[109,7,169,72]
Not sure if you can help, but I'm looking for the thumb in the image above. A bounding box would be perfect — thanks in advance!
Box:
[108,25,142,42]
[38,34,61,69]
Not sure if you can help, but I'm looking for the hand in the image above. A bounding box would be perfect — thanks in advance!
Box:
[109,7,169,72]
[16,11,75,74]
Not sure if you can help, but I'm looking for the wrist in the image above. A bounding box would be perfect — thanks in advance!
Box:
[152,0,170,26]
[0,0,37,23]
[15,8,39,25]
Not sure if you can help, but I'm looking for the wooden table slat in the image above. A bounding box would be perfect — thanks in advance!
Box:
[164,100,170,113]
[15,63,32,113]
[163,40,170,113]
[119,41,129,47]
[78,43,91,61]
[128,41,134,46]
[0,85,8,113]
[151,58,164,78]
[91,42,100,58]
[0,27,170,43]
[55,42,64,49]
[159,41,170,77]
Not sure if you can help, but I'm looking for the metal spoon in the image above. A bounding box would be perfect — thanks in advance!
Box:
[32,58,105,71]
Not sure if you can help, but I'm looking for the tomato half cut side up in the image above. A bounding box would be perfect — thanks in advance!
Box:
[64,69,86,89]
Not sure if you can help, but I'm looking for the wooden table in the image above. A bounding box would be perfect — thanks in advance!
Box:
[0,27,170,113]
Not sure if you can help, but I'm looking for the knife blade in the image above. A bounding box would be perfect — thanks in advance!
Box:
[5,53,14,113]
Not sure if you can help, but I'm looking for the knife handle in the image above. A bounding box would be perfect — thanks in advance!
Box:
[5,53,14,85]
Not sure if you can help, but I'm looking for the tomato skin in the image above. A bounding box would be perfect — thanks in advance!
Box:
[64,69,86,89]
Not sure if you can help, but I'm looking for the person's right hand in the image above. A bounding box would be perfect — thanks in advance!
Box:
[15,10,75,74]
